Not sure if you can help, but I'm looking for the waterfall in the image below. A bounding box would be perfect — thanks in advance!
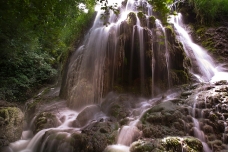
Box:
[61,0,175,110]
[155,19,170,88]
[4,1,228,152]
[169,13,228,83]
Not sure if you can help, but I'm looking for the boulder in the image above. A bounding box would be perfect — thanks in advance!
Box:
[0,101,24,148]
[73,105,105,127]
[33,112,60,134]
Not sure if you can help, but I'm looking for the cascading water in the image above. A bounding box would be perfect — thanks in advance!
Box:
[169,13,228,83]
[155,19,170,88]
[60,0,177,111]
[191,96,212,152]
[169,12,228,152]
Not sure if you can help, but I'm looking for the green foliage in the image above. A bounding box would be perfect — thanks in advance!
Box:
[148,0,173,23]
[188,0,228,24]
[99,0,120,26]
[0,0,96,101]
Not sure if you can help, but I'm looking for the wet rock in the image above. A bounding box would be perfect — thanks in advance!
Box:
[208,112,218,122]
[182,136,203,151]
[171,70,189,86]
[38,130,74,152]
[101,94,131,120]
[130,136,203,152]
[117,125,142,146]
[141,101,187,138]
[203,124,214,133]
[67,78,94,110]
[215,80,228,85]
[192,24,228,63]
[223,113,228,119]
[130,139,154,152]
[181,91,193,97]
[36,120,119,152]
[80,121,119,152]
[208,140,223,152]
[148,16,156,28]
[127,12,137,25]
[137,12,147,27]
[159,136,203,152]
[73,105,104,128]
[166,25,190,86]
[0,101,24,148]
[33,112,60,134]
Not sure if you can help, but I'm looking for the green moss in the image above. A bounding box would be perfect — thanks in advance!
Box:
[196,27,206,36]
[184,57,192,68]
[127,12,137,25]
[162,137,181,151]
[173,11,178,16]
[161,136,203,152]
[184,137,203,151]
[171,70,189,84]
[148,15,156,28]
[56,133,67,140]
[137,11,147,27]
[137,11,144,19]
[165,25,174,34]
[110,104,121,118]
[0,108,10,124]
[130,140,154,152]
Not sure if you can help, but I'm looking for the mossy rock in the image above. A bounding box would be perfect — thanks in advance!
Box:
[130,137,203,152]
[127,12,137,25]
[148,16,156,28]
[33,112,60,134]
[130,140,154,152]
[137,11,147,27]
[170,70,189,85]
[73,105,102,127]
[183,136,203,151]
[101,94,131,120]
[142,100,177,118]
[36,120,119,152]
[161,137,182,151]
[37,130,75,152]
[80,121,119,152]
[140,101,187,138]
[0,105,24,148]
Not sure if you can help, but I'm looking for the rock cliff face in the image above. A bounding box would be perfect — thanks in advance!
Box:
[0,101,24,148]
[61,10,190,110]
[111,12,189,96]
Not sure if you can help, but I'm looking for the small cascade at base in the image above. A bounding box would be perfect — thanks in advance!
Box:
[191,101,212,152]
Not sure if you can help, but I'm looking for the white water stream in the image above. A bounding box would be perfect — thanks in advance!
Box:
[3,105,80,152]
[169,13,228,83]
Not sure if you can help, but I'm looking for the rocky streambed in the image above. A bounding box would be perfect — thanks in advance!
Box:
[1,80,228,152]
